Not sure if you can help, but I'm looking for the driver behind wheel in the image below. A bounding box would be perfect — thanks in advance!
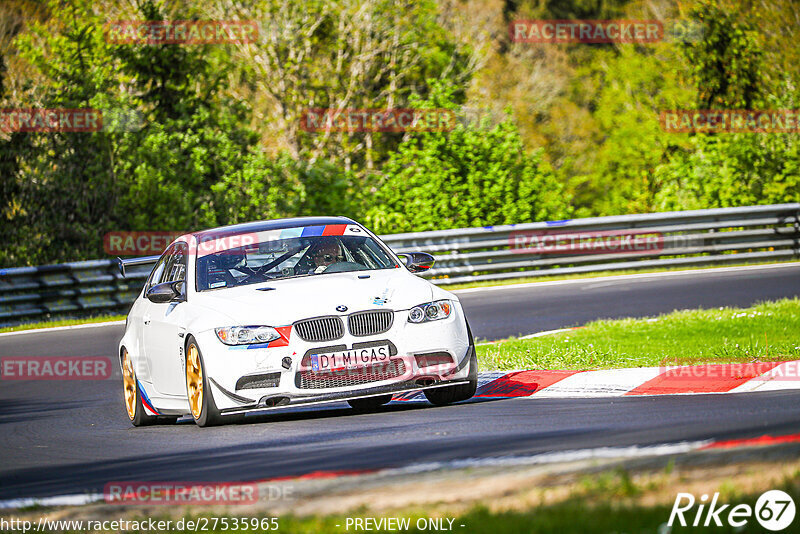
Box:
[310,238,344,274]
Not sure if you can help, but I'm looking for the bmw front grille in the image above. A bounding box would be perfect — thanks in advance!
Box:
[347,310,394,337]
[293,316,345,342]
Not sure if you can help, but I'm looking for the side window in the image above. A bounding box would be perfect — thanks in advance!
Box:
[162,242,187,283]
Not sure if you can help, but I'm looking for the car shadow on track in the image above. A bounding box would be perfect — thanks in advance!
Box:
[197,371,540,427]
[187,394,520,427]
[0,399,86,425]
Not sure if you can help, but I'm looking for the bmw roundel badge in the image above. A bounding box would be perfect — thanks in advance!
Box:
[336,305,348,312]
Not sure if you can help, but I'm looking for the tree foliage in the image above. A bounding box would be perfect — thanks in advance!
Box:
[0,0,798,267]
[365,83,571,233]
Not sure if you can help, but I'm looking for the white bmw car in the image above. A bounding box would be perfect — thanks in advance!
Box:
[118,217,477,427]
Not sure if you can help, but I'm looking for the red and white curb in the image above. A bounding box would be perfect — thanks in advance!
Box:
[393,361,800,402]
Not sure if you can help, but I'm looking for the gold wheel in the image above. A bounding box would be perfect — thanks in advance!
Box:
[122,349,136,420]
[186,343,204,419]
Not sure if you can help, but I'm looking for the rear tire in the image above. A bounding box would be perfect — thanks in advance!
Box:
[347,394,393,411]
[424,320,478,406]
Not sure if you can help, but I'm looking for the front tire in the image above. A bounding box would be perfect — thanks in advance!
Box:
[186,337,223,427]
[424,320,478,406]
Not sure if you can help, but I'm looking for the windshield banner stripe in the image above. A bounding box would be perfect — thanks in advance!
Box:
[300,225,325,237]
[322,224,347,236]
[197,225,361,258]
[279,227,303,239]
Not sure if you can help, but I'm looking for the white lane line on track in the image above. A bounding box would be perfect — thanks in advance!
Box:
[0,493,102,509]
[0,440,711,510]
[451,261,800,294]
[519,327,582,339]
[476,327,582,346]
[0,320,125,338]
[377,440,712,475]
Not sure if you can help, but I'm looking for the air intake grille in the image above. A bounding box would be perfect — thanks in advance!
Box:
[414,352,454,368]
[293,316,344,342]
[348,310,394,337]
[297,359,406,389]
[236,372,281,390]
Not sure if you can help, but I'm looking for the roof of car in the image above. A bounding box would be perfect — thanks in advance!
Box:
[192,216,359,241]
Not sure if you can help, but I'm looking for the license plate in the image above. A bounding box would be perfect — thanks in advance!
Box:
[310,345,390,372]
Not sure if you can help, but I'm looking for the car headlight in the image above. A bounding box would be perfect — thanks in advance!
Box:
[407,300,452,323]
[215,326,281,345]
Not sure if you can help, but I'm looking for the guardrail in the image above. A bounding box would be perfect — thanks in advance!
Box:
[1,203,798,326]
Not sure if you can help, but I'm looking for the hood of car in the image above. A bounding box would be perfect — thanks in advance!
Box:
[191,268,435,327]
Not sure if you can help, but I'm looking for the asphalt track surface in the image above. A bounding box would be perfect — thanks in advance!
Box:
[1,263,799,501]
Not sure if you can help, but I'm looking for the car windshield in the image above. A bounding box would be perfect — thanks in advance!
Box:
[195,226,398,291]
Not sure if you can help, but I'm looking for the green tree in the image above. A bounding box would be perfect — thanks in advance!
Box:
[572,45,694,215]
[214,0,477,174]
[654,88,800,210]
[5,0,122,264]
[210,152,358,224]
[366,82,571,233]
[680,0,767,109]
[653,0,798,210]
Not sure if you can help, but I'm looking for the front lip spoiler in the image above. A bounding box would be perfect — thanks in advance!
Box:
[209,377,257,405]
[217,378,470,415]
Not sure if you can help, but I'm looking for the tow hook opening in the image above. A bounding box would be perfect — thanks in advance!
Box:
[259,395,290,408]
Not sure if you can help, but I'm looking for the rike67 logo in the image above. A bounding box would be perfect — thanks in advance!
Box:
[668,490,795,531]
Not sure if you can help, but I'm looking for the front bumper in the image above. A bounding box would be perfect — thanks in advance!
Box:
[196,303,472,412]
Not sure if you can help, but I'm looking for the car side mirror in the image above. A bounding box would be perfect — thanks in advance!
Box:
[146,281,185,303]
[397,252,435,274]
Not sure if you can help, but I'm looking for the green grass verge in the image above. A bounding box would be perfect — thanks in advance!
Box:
[439,259,798,291]
[44,468,798,533]
[0,315,126,334]
[477,298,800,371]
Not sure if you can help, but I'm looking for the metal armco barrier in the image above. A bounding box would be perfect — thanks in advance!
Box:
[1,203,798,326]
